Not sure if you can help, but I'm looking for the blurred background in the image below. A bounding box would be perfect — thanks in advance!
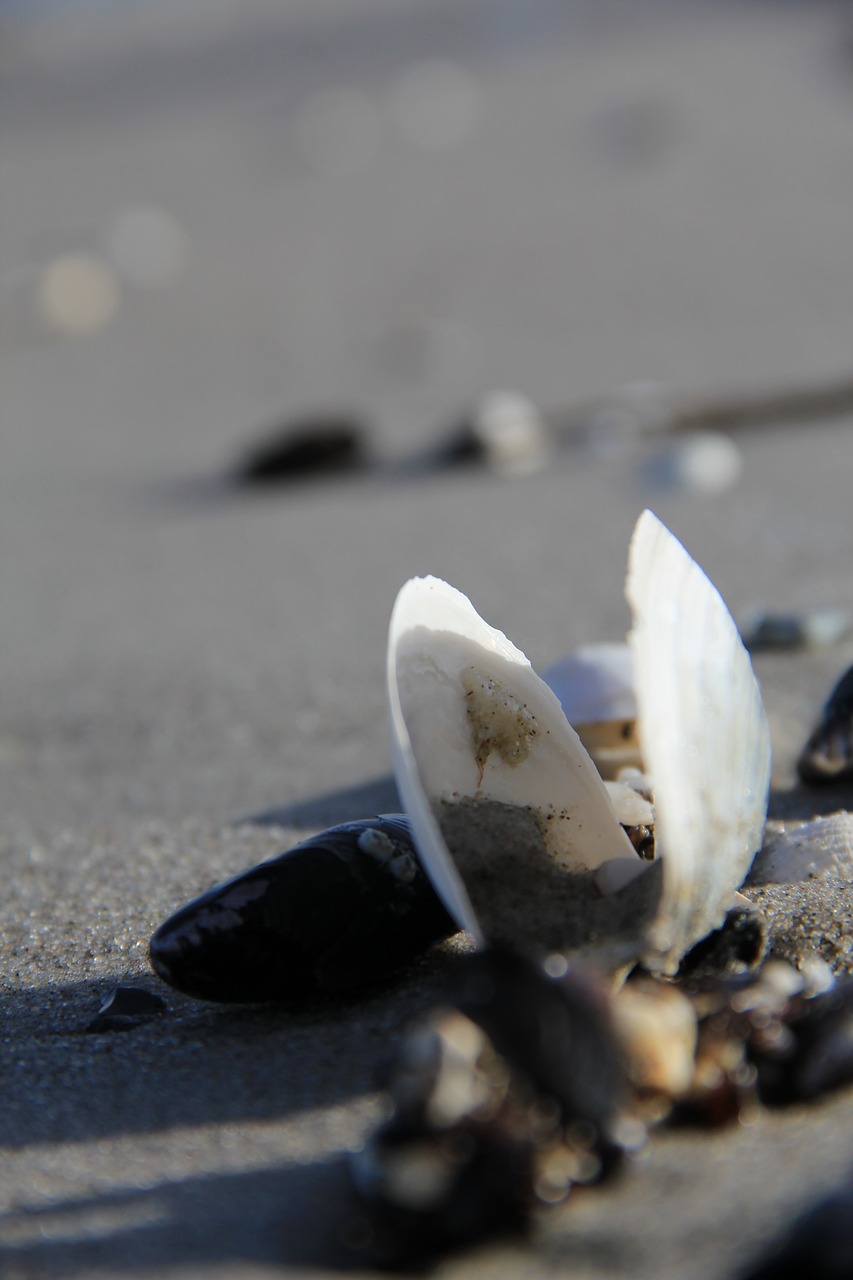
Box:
[3,0,853,831]
[3,0,853,475]
[3,6,853,1275]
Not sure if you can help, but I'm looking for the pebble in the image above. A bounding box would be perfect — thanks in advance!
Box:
[232,416,369,485]
[740,609,851,652]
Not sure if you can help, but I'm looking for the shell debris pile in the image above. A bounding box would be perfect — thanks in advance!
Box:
[148,509,853,1265]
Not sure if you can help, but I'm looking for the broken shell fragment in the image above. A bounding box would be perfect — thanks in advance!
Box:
[85,986,167,1034]
[149,817,457,1002]
[797,663,853,784]
[611,977,698,1102]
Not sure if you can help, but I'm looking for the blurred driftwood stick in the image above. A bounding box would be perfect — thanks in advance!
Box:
[545,371,853,444]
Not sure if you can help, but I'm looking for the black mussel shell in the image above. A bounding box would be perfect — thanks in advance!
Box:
[798,663,853,784]
[149,817,458,1003]
[673,967,853,1125]
[678,905,768,978]
[349,948,632,1264]
[752,976,853,1106]
[451,947,629,1163]
[231,415,368,486]
[738,1174,853,1280]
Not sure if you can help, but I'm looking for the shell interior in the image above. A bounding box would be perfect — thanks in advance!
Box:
[387,577,636,948]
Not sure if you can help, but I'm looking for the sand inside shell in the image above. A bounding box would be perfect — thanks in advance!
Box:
[436,797,662,964]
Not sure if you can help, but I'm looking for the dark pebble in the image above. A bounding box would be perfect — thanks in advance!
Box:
[232,416,368,485]
[86,986,168,1034]
[738,1174,853,1280]
[797,663,853,785]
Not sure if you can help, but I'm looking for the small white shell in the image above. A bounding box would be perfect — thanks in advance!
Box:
[603,780,654,828]
[542,644,636,724]
[748,813,853,885]
[626,511,772,973]
[387,576,636,938]
[543,644,642,780]
[637,431,743,495]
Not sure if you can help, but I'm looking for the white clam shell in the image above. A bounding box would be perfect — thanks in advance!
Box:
[543,643,642,780]
[626,510,772,973]
[748,813,853,885]
[387,576,636,938]
[603,780,654,828]
[542,644,636,724]
[387,510,772,974]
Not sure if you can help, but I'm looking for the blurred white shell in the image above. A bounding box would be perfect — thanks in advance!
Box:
[747,813,853,885]
[387,511,771,974]
[542,644,642,780]
[542,644,636,724]
[626,510,772,972]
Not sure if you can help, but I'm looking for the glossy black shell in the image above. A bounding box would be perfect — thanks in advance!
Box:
[149,816,457,1003]
[797,663,853,784]
[350,948,629,1264]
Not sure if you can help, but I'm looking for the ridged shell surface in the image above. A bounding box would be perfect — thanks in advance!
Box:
[749,813,853,884]
[626,510,772,974]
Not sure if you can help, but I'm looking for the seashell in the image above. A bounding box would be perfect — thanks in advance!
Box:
[626,510,771,972]
[603,780,654,829]
[439,391,552,477]
[386,575,638,951]
[748,813,853,885]
[542,644,643,780]
[746,971,853,1106]
[348,948,633,1264]
[388,511,771,975]
[637,431,744,495]
[740,607,851,653]
[637,962,850,1126]
[149,817,457,1003]
[611,977,698,1102]
[85,986,167,1034]
[797,662,853,784]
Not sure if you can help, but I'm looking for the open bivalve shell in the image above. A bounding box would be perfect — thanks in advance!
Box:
[387,510,772,975]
